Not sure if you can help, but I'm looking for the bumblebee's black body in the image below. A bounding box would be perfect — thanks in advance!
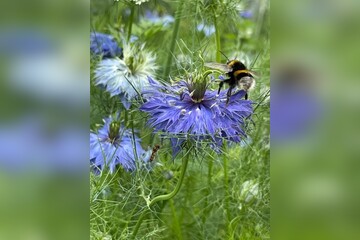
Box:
[205,60,254,103]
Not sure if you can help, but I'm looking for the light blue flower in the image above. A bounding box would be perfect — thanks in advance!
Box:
[197,23,215,36]
[94,43,157,109]
[144,10,174,26]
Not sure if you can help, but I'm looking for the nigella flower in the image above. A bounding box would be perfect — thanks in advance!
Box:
[140,77,253,155]
[90,114,149,174]
[90,32,122,58]
[94,43,157,109]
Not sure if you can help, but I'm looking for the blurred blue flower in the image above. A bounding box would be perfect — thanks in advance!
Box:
[271,67,322,141]
[90,32,122,58]
[0,116,85,172]
[0,29,53,56]
[94,43,157,109]
[90,114,149,174]
[140,77,253,155]
[271,88,321,141]
[144,10,174,26]
[196,23,215,36]
[240,10,253,19]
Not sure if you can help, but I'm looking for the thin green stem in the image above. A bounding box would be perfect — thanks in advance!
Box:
[170,196,183,240]
[131,210,147,240]
[223,142,231,233]
[127,4,135,42]
[202,69,223,79]
[224,155,230,219]
[131,150,191,239]
[129,111,140,177]
[202,157,213,224]
[207,158,213,188]
[149,152,190,206]
[214,14,221,62]
[124,110,128,127]
[163,1,184,80]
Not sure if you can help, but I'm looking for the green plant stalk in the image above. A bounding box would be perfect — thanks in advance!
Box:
[131,152,190,239]
[202,157,213,224]
[214,14,221,62]
[127,4,135,42]
[223,143,231,232]
[163,1,184,80]
[129,111,141,179]
[124,110,128,127]
[131,210,147,240]
[170,196,183,240]
[149,153,189,206]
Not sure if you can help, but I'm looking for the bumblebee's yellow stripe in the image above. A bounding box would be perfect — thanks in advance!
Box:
[234,70,251,74]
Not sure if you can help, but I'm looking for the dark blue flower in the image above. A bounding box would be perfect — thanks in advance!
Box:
[90,114,149,174]
[90,32,122,58]
[140,77,253,155]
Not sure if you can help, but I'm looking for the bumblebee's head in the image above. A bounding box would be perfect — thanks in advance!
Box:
[227,60,247,71]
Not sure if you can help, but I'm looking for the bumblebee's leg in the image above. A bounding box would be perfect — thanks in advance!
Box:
[217,81,224,94]
[226,87,233,104]
[245,92,248,100]
[218,78,231,94]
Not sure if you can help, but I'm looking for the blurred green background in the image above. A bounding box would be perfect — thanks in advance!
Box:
[272,0,360,239]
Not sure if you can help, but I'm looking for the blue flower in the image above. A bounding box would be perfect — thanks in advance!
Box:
[271,85,321,141]
[140,77,253,155]
[90,32,122,58]
[240,10,253,19]
[90,114,149,174]
[196,23,215,36]
[144,10,174,26]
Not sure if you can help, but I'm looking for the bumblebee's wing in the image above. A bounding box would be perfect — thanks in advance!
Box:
[205,62,232,72]
[248,69,261,78]
[235,69,260,79]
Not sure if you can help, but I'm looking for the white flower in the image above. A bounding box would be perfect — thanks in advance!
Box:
[132,0,149,5]
[239,179,260,203]
[94,43,157,109]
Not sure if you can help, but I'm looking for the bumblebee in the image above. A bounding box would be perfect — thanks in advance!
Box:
[205,59,255,103]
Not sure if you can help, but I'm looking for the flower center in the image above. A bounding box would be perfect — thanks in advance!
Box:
[108,121,120,142]
[125,56,135,73]
[187,78,207,103]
